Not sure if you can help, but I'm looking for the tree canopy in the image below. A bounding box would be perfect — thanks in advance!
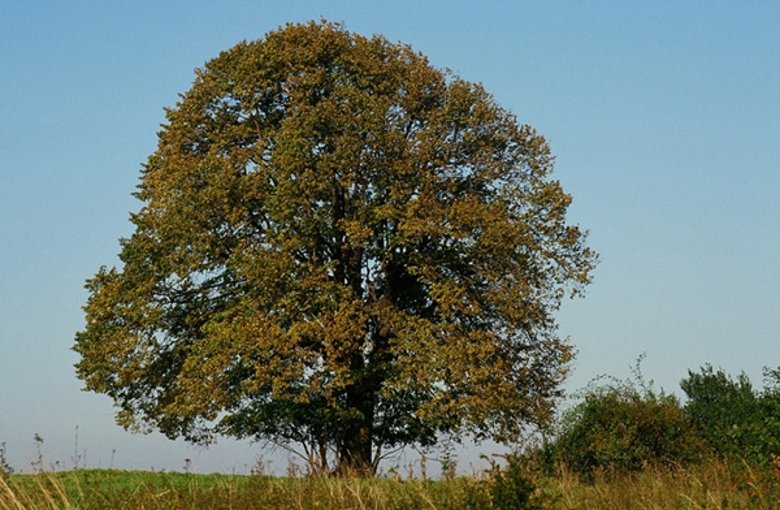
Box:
[74,20,597,475]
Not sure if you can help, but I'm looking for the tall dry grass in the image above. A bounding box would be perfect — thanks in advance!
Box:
[0,470,492,510]
[0,458,776,510]
[541,458,779,510]
[0,472,72,510]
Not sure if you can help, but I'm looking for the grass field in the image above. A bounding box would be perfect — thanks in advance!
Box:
[0,458,777,510]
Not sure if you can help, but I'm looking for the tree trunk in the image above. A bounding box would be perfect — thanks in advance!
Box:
[337,414,374,476]
[336,363,374,477]
[336,353,376,476]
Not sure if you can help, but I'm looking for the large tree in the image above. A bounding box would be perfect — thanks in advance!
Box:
[75,21,596,475]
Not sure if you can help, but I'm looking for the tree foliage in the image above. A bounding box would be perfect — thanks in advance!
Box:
[74,21,596,474]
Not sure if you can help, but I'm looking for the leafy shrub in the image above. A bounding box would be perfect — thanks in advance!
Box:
[487,453,548,510]
[761,367,780,462]
[681,365,780,466]
[551,378,704,478]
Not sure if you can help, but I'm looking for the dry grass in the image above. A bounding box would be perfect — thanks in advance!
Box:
[541,459,779,510]
[0,470,491,510]
[0,458,776,510]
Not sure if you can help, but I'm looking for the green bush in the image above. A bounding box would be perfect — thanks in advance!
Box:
[551,379,704,478]
[681,365,780,466]
[487,453,547,510]
[760,367,780,460]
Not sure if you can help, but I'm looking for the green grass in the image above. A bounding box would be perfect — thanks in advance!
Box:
[0,459,777,510]
[1,469,493,510]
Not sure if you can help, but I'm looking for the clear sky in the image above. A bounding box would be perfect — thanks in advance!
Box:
[1,1,778,474]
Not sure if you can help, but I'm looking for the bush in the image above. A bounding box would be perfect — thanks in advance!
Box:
[487,453,548,510]
[681,365,780,466]
[551,378,704,478]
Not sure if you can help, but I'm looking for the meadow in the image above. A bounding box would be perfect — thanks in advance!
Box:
[2,364,778,509]
[0,458,777,510]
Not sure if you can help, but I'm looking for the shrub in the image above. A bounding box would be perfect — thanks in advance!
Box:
[487,453,548,510]
[551,378,704,478]
[681,365,780,466]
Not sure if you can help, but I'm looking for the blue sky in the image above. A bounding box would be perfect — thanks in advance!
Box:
[1,1,778,474]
